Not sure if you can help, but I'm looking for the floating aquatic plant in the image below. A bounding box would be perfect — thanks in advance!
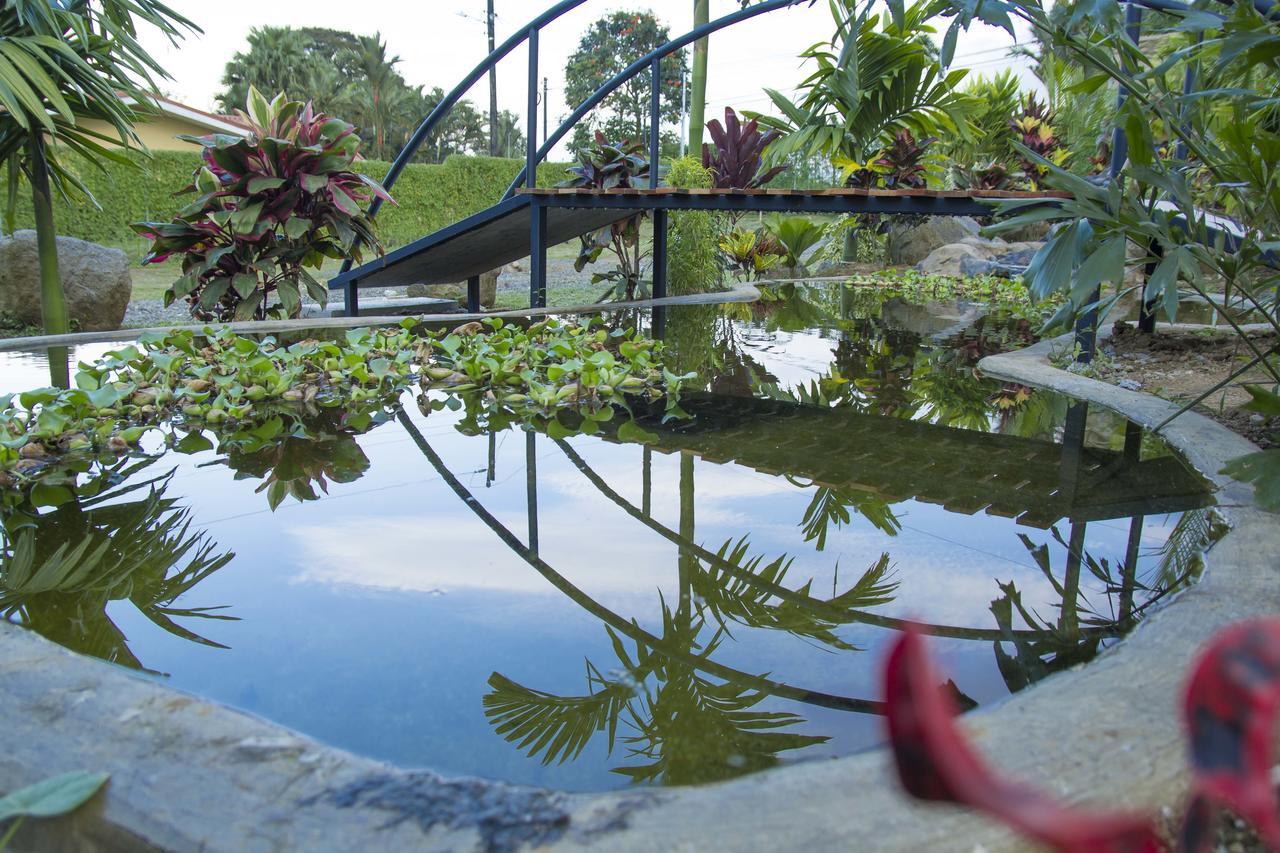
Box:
[1,317,691,493]
[417,316,692,432]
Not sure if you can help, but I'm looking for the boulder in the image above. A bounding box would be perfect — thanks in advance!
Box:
[959,247,1041,279]
[408,269,499,308]
[885,216,982,266]
[916,243,989,277]
[0,231,130,332]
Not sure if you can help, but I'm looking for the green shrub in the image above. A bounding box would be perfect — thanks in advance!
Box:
[665,156,724,296]
[8,150,567,257]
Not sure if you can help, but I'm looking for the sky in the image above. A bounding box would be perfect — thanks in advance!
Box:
[138,0,1040,159]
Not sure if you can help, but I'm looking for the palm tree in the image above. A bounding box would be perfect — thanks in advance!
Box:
[491,110,527,160]
[0,0,196,338]
[334,34,406,161]
[756,0,975,167]
[217,27,319,114]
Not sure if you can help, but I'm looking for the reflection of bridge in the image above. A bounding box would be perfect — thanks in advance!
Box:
[601,393,1213,529]
[394,393,1213,718]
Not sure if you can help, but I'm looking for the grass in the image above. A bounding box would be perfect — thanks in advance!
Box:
[127,237,588,304]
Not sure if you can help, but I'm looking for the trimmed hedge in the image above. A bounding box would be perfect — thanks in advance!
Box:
[11,152,570,256]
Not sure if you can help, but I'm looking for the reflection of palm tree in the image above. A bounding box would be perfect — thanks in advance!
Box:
[989,521,1209,693]
[485,607,829,786]
[0,460,234,671]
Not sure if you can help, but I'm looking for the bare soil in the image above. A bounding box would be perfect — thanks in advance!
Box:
[1095,322,1277,449]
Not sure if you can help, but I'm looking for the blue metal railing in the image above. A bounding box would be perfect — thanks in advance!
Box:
[337,0,809,286]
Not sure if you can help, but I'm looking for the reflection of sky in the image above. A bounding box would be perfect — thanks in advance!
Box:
[0,320,1203,792]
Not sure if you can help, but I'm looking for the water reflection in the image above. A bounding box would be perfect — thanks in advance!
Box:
[0,457,234,671]
[0,287,1219,789]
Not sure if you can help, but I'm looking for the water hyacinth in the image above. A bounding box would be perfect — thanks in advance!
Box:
[1,318,691,496]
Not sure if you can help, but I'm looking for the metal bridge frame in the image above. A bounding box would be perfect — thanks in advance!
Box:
[331,0,1247,361]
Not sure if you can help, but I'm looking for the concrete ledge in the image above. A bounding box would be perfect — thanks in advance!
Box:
[2,325,1275,851]
[0,285,758,353]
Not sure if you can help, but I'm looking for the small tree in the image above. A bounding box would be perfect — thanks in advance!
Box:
[134,89,392,322]
[0,0,196,337]
[564,10,688,154]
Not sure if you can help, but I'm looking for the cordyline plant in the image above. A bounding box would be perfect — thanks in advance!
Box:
[133,87,392,322]
[701,107,786,189]
[883,618,1280,852]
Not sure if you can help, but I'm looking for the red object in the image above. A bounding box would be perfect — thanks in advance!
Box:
[883,627,1161,852]
[1180,618,1280,852]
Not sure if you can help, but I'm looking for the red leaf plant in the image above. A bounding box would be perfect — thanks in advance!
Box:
[884,619,1280,851]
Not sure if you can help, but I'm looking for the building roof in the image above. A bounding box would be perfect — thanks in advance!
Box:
[135,94,252,137]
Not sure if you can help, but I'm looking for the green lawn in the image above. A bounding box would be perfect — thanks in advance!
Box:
[129,236,589,304]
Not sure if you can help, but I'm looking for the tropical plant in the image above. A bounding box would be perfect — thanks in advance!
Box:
[559,133,652,301]
[884,618,1280,851]
[689,0,710,152]
[719,229,784,280]
[935,0,1280,508]
[1010,94,1068,186]
[754,0,975,167]
[701,108,786,189]
[563,10,687,153]
[762,215,825,269]
[944,69,1025,167]
[133,88,392,321]
[873,129,938,189]
[331,34,410,161]
[0,0,196,338]
[951,161,1017,191]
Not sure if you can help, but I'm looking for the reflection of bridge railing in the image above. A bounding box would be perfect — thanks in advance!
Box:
[396,410,884,715]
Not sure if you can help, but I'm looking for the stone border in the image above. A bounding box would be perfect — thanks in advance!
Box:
[0,284,761,353]
[1,324,1275,851]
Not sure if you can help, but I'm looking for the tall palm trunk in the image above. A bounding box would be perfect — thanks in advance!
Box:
[688,0,710,153]
[27,135,69,339]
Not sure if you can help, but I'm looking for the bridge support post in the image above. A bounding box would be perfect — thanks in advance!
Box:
[652,209,668,300]
[467,276,481,313]
[1138,241,1162,334]
[530,199,548,309]
[343,279,360,317]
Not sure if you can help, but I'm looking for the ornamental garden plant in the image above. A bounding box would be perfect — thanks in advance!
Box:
[133,88,392,322]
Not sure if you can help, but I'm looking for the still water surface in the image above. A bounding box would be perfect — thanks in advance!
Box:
[0,288,1214,791]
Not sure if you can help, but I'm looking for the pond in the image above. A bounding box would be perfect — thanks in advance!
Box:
[0,284,1215,792]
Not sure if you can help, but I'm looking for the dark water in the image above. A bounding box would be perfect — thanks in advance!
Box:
[0,285,1215,792]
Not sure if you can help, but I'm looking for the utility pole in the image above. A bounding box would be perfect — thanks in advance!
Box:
[679,64,688,158]
[487,0,498,157]
[542,77,548,146]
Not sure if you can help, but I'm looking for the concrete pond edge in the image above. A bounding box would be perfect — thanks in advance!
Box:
[0,285,761,353]
[1,322,1275,851]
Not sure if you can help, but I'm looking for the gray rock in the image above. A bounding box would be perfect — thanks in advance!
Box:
[885,216,981,266]
[0,230,131,331]
[915,243,988,276]
[1117,379,1143,391]
[408,269,499,308]
[957,246,1043,279]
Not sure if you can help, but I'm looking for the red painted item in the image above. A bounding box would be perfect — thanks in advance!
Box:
[1180,618,1280,852]
[883,626,1160,852]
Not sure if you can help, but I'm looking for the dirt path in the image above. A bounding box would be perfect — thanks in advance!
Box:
[1095,322,1277,448]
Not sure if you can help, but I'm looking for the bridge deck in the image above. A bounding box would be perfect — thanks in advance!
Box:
[329,188,1070,314]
